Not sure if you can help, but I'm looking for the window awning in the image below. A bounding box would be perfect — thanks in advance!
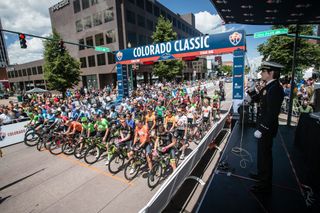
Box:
[210,0,320,25]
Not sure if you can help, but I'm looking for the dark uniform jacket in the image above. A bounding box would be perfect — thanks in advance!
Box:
[249,80,284,137]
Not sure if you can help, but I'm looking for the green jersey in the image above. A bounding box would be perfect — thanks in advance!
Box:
[155,106,166,117]
[95,118,108,132]
[82,123,95,132]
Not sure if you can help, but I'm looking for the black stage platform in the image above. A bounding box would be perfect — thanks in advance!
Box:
[197,123,320,213]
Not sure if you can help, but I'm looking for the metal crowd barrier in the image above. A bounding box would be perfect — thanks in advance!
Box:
[139,105,232,213]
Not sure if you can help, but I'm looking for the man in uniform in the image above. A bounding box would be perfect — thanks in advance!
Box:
[247,61,284,193]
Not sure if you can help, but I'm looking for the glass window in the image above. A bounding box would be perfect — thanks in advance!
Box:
[161,9,166,18]
[22,69,27,76]
[79,39,85,50]
[82,0,90,9]
[173,17,177,27]
[27,68,32,76]
[18,70,22,77]
[126,10,136,24]
[93,12,102,26]
[97,53,106,66]
[95,33,104,46]
[86,36,94,48]
[138,34,146,45]
[104,7,114,23]
[147,19,153,31]
[167,14,172,22]
[83,16,92,29]
[127,31,137,47]
[154,5,160,17]
[32,67,37,75]
[177,20,181,29]
[91,0,99,5]
[106,30,116,44]
[107,52,115,64]
[146,0,153,14]
[128,0,135,3]
[80,57,87,68]
[137,15,145,28]
[73,0,81,13]
[37,66,43,74]
[182,24,186,32]
[136,0,144,9]
[14,70,18,78]
[75,20,83,32]
[88,55,96,67]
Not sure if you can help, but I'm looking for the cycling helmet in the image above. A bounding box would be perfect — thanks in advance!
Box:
[81,117,88,122]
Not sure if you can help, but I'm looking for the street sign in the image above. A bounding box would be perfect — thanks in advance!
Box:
[254,28,288,39]
[95,46,110,52]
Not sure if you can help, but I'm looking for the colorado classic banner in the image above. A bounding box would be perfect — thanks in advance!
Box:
[115,30,246,64]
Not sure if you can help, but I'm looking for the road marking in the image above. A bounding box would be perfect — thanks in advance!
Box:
[45,151,133,186]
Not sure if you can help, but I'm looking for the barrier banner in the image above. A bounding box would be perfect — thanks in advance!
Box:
[0,121,29,147]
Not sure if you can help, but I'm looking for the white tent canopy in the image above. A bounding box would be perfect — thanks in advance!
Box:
[25,87,49,94]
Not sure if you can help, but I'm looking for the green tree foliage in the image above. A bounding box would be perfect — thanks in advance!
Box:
[219,65,232,76]
[258,25,320,75]
[43,29,81,96]
[152,16,183,81]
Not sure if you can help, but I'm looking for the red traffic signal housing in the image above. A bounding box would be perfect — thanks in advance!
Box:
[19,33,27,49]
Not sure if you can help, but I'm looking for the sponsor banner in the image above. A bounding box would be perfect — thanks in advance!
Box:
[232,49,245,100]
[0,121,29,148]
[116,64,129,98]
[116,30,245,64]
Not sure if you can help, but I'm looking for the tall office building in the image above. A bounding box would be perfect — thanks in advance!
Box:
[8,0,202,91]
[0,19,10,81]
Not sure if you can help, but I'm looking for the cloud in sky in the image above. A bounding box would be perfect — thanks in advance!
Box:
[194,11,235,34]
[0,0,60,64]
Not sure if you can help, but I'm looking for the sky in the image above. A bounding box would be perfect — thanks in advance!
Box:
[1,0,271,69]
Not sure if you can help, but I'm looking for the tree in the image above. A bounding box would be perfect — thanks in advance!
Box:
[219,65,232,76]
[43,29,81,97]
[258,25,320,75]
[152,16,184,81]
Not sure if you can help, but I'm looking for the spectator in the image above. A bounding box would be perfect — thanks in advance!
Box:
[299,100,313,114]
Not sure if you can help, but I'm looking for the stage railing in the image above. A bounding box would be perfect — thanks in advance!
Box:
[139,105,232,213]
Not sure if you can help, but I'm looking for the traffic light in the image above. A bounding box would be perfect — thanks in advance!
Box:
[19,34,27,49]
[59,39,65,54]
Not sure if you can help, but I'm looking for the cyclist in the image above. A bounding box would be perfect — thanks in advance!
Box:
[154,125,177,170]
[202,100,212,127]
[145,107,156,138]
[174,108,188,160]
[128,119,153,180]
[155,101,166,125]
[164,110,176,133]
[212,91,221,120]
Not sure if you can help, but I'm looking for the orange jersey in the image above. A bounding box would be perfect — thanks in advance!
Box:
[71,121,83,132]
[135,125,149,143]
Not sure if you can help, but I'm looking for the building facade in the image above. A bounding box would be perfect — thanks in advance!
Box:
[49,0,201,88]
[0,19,9,81]
[8,0,202,90]
[7,59,46,92]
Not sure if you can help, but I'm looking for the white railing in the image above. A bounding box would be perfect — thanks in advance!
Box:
[139,105,231,213]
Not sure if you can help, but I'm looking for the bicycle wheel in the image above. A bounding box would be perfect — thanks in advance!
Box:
[49,139,63,155]
[147,162,162,188]
[24,132,40,147]
[74,142,89,159]
[62,142,75,155]
[84,145,101,164]
[36,139,43,151]
[108,153,125,174]
[124,158,141,180]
